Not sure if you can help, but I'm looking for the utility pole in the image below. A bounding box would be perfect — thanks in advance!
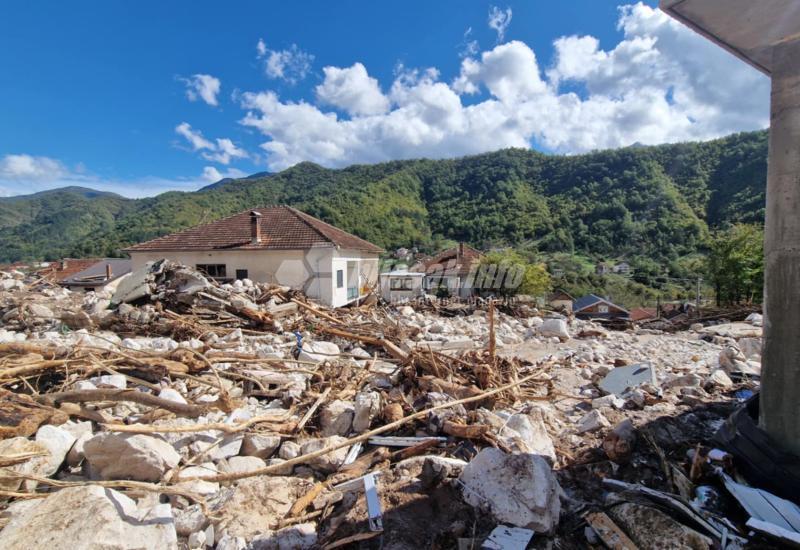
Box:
[695,277,702,317]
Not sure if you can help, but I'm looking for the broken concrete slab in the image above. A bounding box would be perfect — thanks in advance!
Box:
[598,363,657,396]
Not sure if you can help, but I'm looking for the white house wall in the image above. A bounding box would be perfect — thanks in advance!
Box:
[128,248,336,304]
[128,247,378,307]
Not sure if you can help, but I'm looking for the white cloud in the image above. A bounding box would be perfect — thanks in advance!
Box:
[175,123,248,165]
[0,154,69,181]
[315,63,389,116]
[459,27,479,58]
[201,166,247,183]
[488,6,513,42]
[237,2,768,171]
[201,138,249,165]
[256,40,314,84]
[180,74,221,106]
[175,122,214,151]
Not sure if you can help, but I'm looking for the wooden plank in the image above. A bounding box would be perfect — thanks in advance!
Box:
[584,512,639,550]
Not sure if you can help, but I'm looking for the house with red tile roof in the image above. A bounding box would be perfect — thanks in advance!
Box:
[124,206,383,307]
[411,243,484,298]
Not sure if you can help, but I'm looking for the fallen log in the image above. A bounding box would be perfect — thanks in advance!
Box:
[35,389,209,418]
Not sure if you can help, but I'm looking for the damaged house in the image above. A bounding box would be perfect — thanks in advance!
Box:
[413,243,484,298]
[124,206,382,308]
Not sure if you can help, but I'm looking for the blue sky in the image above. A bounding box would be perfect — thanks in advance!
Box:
[0,1,768,197]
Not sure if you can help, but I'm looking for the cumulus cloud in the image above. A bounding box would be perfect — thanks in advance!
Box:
[488,6,513,42]
[180,74,221,106]
[0,154,69,181]
[315,63,389,116]
[201,166,247,183]
[175,123,248,165]
[175,122,215,151]
[237,2,768,172]
[256,39,314,84]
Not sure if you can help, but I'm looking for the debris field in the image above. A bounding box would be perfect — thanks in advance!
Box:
[0,261,791,550]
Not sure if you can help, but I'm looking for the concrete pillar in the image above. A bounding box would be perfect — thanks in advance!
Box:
[760,38,800,456]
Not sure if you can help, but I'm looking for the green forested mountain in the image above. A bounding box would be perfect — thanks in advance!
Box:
[0,130,767,271]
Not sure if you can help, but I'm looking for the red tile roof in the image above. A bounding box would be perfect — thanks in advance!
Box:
[416,243,483,277]
[37,258,102,282]
[123,206,383,254]
[630,307,657,322]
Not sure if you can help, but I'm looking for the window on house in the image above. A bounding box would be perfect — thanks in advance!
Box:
[336,269,344,288]
[235,269,248,280]
[196,264,227,278]
[390,277,414,290]
[598,304,609,313]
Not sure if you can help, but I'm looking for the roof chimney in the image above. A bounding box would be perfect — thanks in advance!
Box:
[105,263,113,280]
[61,259,68,270]
[458,242,465,261]
[250,210,262,244]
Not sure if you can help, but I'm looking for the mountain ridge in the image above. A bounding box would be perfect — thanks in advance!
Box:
[0,130,767,269]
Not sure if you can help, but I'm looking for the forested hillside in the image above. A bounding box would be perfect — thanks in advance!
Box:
[0,130,767,273]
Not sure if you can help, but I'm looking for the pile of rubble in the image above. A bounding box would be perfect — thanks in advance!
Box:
[0,262,795,549]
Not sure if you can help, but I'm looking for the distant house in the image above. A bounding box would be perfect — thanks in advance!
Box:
[595,262,612,275]
[413,243,484,298]
[629,307,657,322]
[379,270,425,303]
[548,289,574,312]
[60,259,132,292]
[573,294,630,320]
[550,266,565,278]
[124,206,383,308]
[38,258,103,283]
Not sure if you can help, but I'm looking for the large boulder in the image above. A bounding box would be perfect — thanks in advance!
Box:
[539,318,569,340]
[459,448,560,533]
[0,485,178,549]
[297,341,340,364]
[299,437,349,473]
[84,433,181,481]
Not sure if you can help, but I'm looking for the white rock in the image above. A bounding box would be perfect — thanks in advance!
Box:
[27,303,55,319]
[704,369,734,389]
[174,504,208,536]
[297,341,340,363]
[188,530,206,548]
[503,413,557,464]
[89,374,127,390]
[220,456,267,476]
[577,410,611,433]
[592,394,626,410]
[459,448,560,533]
[539,318,570,339]
[158,387,188,404]
[745,313,763,326]
[249,523,318,549]
[35,424,76,476]
[0,437,50,491]
[0,485,178,549]
[241,434,281,459]
[300,437,349,473]
[352,391,381,432]
[398,305,415,317]
[84,433,181,481]
[319,400,354,436]
[176,464,220,496]
[278,441,301,460]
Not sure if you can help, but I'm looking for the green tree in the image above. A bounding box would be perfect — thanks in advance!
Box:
[478,250,551,297]
[707,223,764,305]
